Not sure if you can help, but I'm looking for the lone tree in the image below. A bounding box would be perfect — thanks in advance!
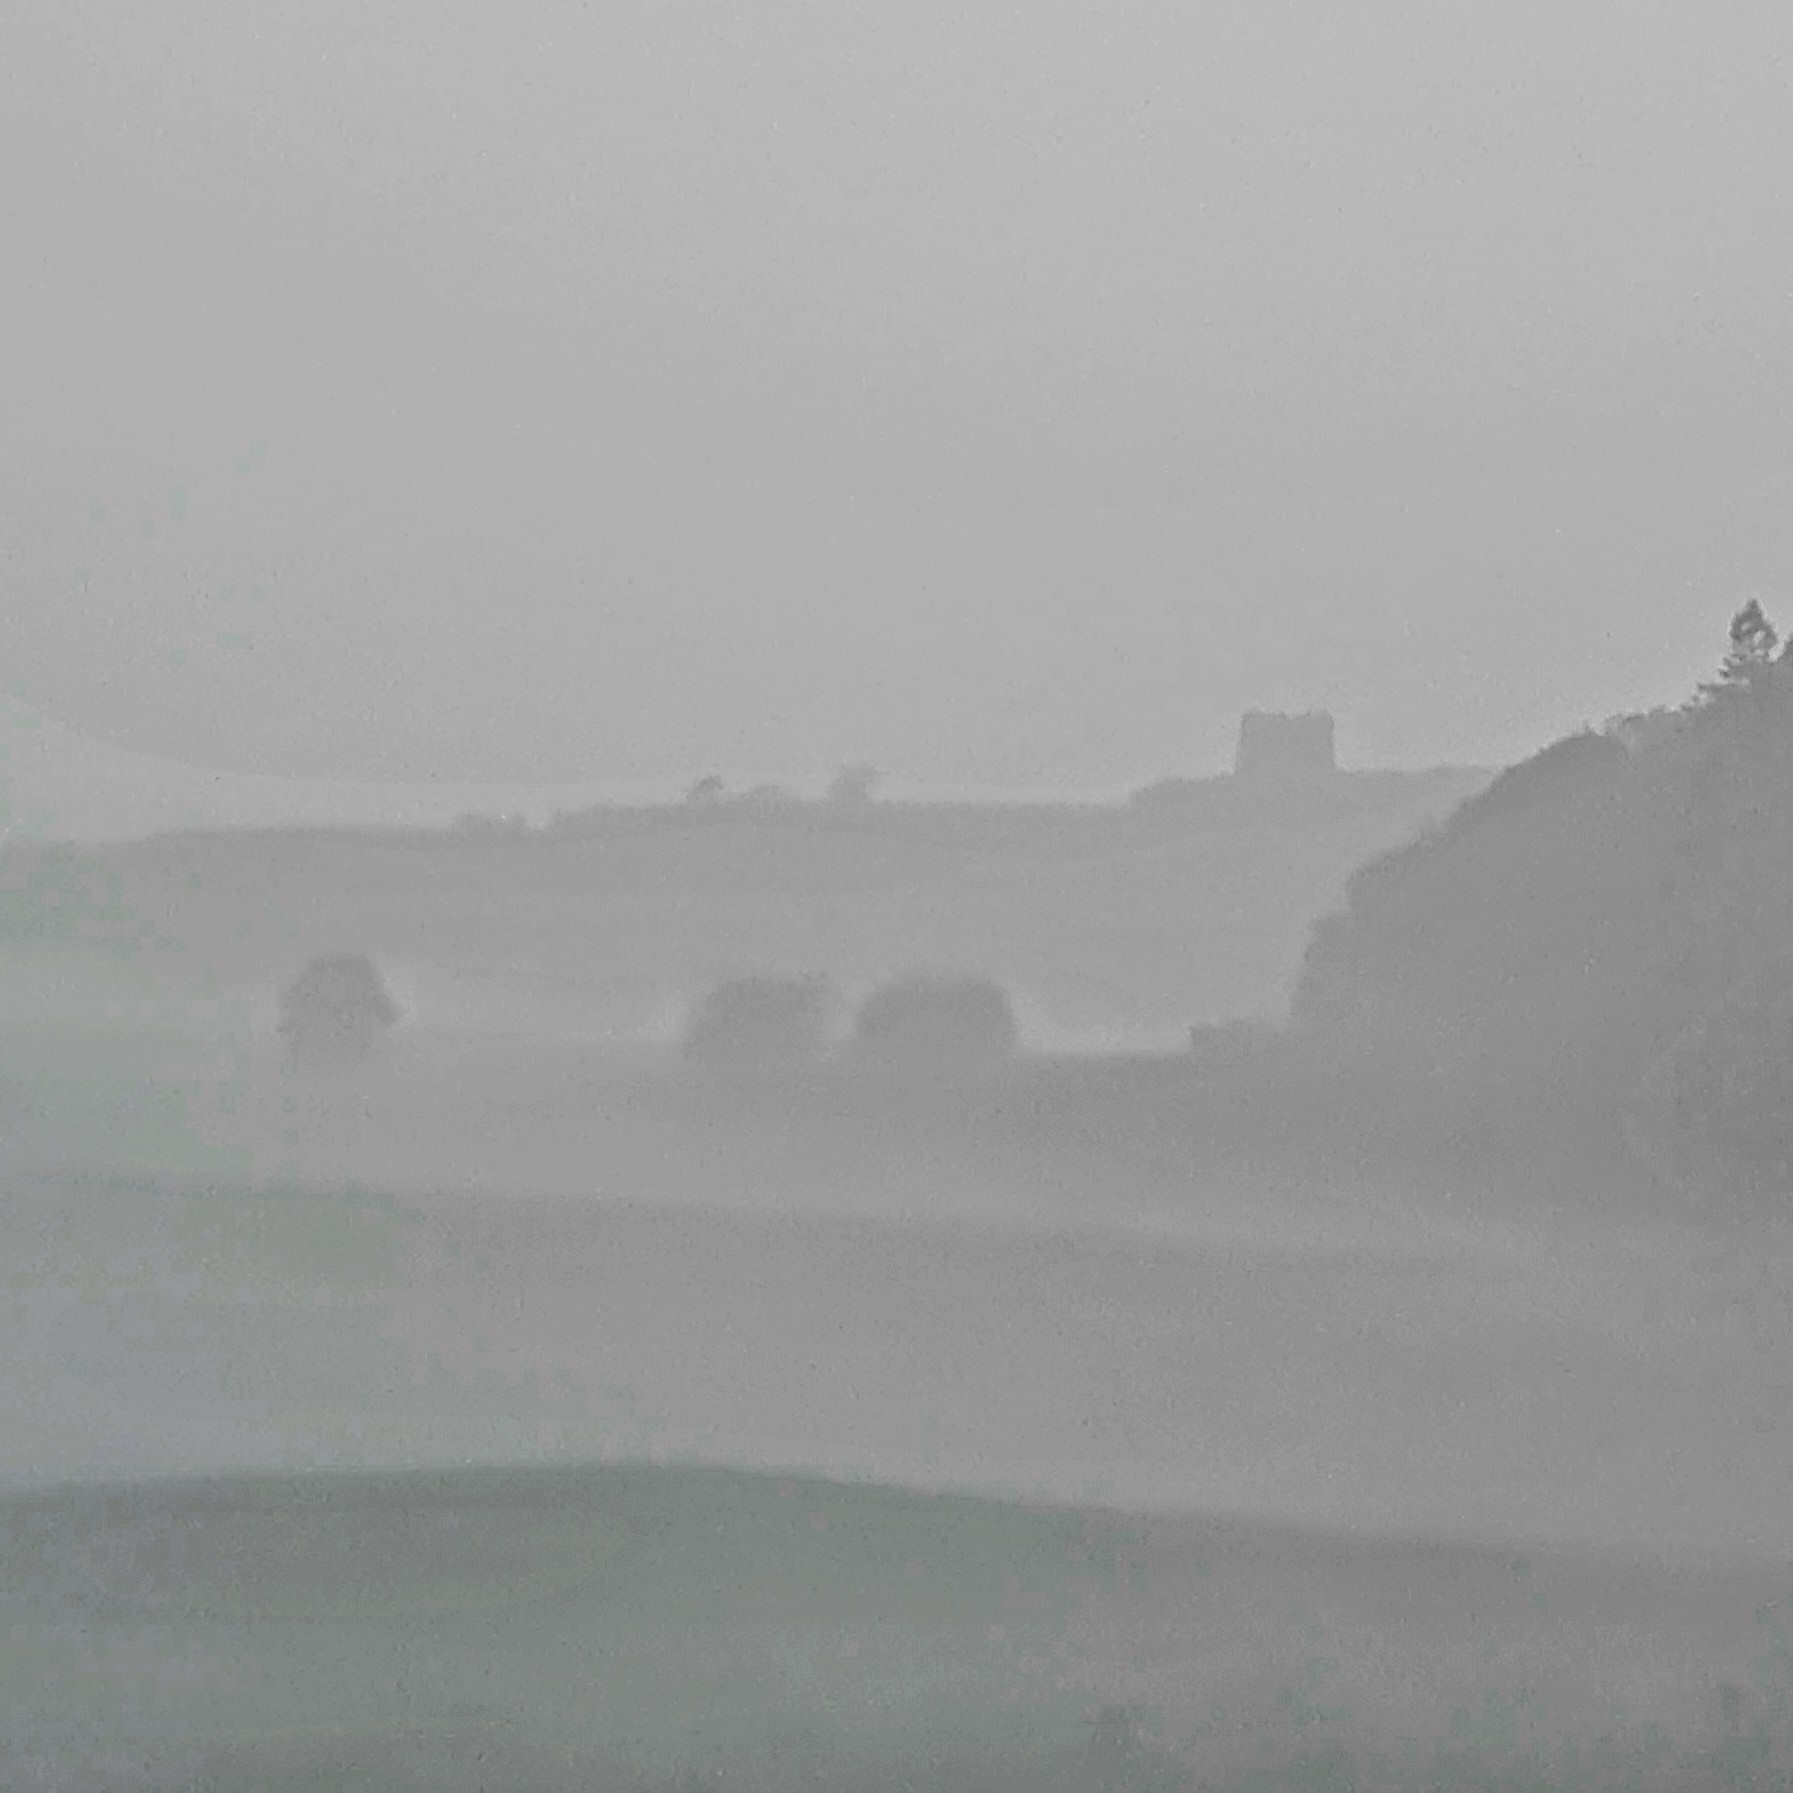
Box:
[827,762,882,805]
[277,953,400,1067]
[1701,599,1781,702]
[851,975,1019,1070]
[680,973,836,1072]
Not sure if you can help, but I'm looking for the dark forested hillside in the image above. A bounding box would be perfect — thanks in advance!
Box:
[1291,617,1793,1183]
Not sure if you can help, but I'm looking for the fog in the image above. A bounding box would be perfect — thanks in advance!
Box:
[6,1000,1793,1784]
[4,824,1793,1787]
[2,991,1788,1566]
[6,4,1793,799]
[7,3,1793,1784]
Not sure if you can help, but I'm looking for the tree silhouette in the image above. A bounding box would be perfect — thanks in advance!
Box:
[1701,599,1780,701]
[277,953,399,1067]
[827,762,882,805]
[681,973,836,1071]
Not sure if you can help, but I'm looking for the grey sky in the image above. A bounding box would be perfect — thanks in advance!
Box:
[4,1,1792,800]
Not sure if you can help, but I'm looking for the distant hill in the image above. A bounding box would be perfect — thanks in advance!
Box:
[1290,624,1793,1182]
[0,766,1489,1041]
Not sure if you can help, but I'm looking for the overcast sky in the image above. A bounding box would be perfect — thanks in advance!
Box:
[4,1,1792,809]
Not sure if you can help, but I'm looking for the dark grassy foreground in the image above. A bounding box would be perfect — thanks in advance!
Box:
[3,1457,1791,1793]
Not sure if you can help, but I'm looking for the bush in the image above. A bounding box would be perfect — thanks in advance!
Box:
[851,975,1018,1070]
[277,953,400,1067]
[680,974,836,1072]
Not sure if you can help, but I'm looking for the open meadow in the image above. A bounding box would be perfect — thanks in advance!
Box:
[4,980,1793,1788]
[14,9,1793,1779]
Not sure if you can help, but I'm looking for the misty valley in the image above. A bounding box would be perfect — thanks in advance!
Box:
[5,672,1793,1791]
[11,5,1793,1780]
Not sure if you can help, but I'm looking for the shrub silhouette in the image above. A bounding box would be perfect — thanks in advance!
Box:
[680,974,835,1071]
[851,975,1018,1069]
[826,762,882,805]
[277,953,400,1067]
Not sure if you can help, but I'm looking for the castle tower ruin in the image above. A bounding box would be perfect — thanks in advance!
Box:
[1234,710,1337,779]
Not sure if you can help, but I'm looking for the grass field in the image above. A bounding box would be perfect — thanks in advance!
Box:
[4,1008,1793,1788]
[3,1458,1791,1792]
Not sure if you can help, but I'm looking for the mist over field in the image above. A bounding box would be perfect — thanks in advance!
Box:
[9,1,1793,1785]
[5,988,1793,1788]
[7,648,1793,1793]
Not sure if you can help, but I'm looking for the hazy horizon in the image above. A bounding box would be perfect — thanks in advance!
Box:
[5,3,1793,819]
[9,14,1793,1782]
[1,684,1498,843]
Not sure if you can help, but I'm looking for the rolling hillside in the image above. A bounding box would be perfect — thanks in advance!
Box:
[0,769,1488,1040]
[6,1454,1785,1793]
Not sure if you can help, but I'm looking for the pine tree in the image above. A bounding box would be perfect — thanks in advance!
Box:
[1701,599,1780,701]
